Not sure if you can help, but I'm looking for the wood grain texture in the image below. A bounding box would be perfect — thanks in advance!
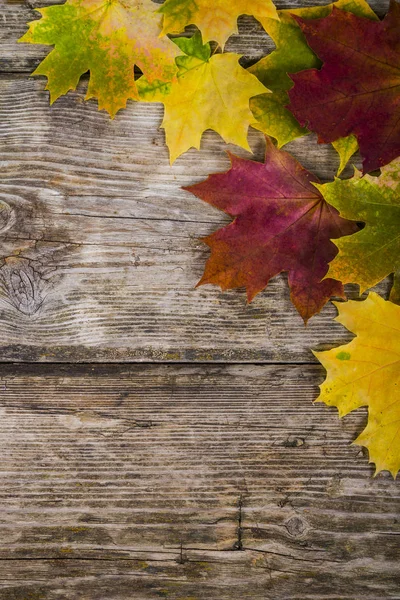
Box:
[1,2,399,597]
[0,75,392,362]
[0,364,399,599]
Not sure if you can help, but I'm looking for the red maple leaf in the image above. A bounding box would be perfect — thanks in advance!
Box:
[287,0,400,174]
[185,138,358,323]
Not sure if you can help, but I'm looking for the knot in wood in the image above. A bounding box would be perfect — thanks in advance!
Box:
[0,200,15,233]
[285,516,307,538]
[0,257,45,316]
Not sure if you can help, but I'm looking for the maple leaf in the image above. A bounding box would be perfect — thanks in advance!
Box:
[332,135,359,177]
[317,158,400,299]
[159,0,279,49]
[314,293,400,477]
[184,137,359,323]
[19,0,180,117]
[287,0,400,174]
[137,33,268,163]
[248,0,377,149]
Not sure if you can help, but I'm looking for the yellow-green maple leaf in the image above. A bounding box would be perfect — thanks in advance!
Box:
[159,0,279,48]
[332,135,359,177]
[317,159,400,300]
[138,33,268,163]
[19,0,180,117]
[314,293,400,478]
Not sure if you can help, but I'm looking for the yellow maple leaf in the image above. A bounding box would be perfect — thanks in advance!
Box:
[314,293,400,477]
[138,33,269,163]
[159,0,279,48]
[19,0,180,117]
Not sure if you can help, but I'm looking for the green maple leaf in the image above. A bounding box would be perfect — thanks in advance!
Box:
[317,159,400,301]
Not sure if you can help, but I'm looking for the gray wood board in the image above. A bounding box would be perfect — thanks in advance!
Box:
[0,364,399,599]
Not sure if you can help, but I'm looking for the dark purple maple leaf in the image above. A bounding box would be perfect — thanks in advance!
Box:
[287,0,400,174]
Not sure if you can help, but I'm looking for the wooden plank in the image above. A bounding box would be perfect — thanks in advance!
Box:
[1,552,399,600]
[0,363,399,599]
[1,0,390,73]
[0,75,392,362]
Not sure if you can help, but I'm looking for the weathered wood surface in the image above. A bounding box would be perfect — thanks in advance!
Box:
[1,364,399,600]
[0,74,392,362]
[1,1,399,598]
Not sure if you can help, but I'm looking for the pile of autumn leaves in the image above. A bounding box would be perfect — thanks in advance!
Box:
[21,0,400,477]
